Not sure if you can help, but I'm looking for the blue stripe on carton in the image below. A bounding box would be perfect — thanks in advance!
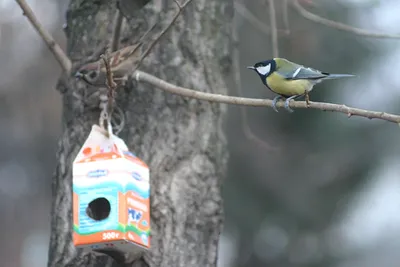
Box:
[131,172,142,181]
[87,169,108,178]
[73,181,124,193]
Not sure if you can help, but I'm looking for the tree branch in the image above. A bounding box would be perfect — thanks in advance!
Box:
[15,0,72,74]
[267,0,279,57]
[234,1,288,36]
[133,0,194,71]
[292,0,400,39]
[135,70,400,124]
[282,0,290,34]
[110,9,124,52]
[232,4,278,151]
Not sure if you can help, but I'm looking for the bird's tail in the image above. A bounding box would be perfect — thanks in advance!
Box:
[324,73,355,80]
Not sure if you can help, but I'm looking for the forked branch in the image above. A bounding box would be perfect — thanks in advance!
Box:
[134,0,194,71]
[234,1,288,36]
[15,0,72,73]
[292,0,400,39]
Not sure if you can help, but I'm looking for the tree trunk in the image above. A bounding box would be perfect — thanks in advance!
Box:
[47,0,233,266]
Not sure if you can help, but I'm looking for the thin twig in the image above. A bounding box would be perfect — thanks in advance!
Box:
[234,1,288,36]
[232,9,278,151]
[135,70,400,124]
[292,0,400,39]
[133,0,194,71]
[102,55,117,109]
[112,21,159,65]
[282,0,290,34]
[140,21,159,43]
[267,0,279,57]
[15,0,72,74]
[100,53,120,136]
[110,9,124,52]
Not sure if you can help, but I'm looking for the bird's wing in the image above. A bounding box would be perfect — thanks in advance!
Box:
[108,43,143,69]
[277,65,328,80]
[121,42,143,60]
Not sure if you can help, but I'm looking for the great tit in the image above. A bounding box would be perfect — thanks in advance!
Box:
[247,58,354,112]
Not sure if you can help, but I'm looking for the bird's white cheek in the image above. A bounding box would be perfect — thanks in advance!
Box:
[256,64,271,75]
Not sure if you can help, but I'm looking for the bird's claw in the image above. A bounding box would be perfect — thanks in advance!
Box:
[283,95,298,113]
[305,92,311,107]
[272,96,281,112]
[272,95,297,113]
[284,98,294,113]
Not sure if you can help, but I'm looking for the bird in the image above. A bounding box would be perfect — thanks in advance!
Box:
[75,42,143,87]
[247,58,354,112]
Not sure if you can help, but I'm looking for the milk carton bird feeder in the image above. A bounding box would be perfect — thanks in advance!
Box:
[72,125,151,254]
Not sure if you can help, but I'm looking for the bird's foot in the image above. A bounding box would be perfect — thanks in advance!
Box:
[272,96,282,112]
[305,92,310,107]
[113,77,128,87]
[284,95,298,113]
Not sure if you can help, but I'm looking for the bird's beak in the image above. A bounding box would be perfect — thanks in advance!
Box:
[247,66,255,70]
[75,72,83,79]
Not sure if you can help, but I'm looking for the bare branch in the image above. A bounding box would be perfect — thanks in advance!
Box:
[101,53,117,118]
[173,0,182,8]
[232,9,278,151]
[135,70,400,124]
[267,0,279,57]
[134,0,194,71]
[282,0,290,34]
[234,1,288,36]
[15,0,72,74]
[292,0,400,39]
[110,9,124,52]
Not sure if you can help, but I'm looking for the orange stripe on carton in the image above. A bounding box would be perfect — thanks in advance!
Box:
[72,125,150,253]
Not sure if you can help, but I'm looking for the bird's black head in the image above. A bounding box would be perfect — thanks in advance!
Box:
[247,59,276,84]
[74,62,101,86]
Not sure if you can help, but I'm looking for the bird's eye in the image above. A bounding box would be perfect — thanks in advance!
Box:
[75,69,99,86]
[76,69,87,75]
[88,70,98,79]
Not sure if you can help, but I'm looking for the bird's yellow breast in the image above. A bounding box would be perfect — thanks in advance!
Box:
[266,73,313,97]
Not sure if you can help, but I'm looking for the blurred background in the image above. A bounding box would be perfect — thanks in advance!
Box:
[1,0,400,267]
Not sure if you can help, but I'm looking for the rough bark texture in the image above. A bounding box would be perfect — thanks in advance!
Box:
[47,0,233,266]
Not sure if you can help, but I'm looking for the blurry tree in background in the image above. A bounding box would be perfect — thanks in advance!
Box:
[2,0,400,267]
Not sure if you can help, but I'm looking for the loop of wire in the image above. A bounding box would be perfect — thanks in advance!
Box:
[113,105,125,135]
[98,91,125,136]
[99,101,112,136]
[77,44,128,137]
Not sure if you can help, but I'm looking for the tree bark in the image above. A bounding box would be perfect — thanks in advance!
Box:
[47,0,233,266]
